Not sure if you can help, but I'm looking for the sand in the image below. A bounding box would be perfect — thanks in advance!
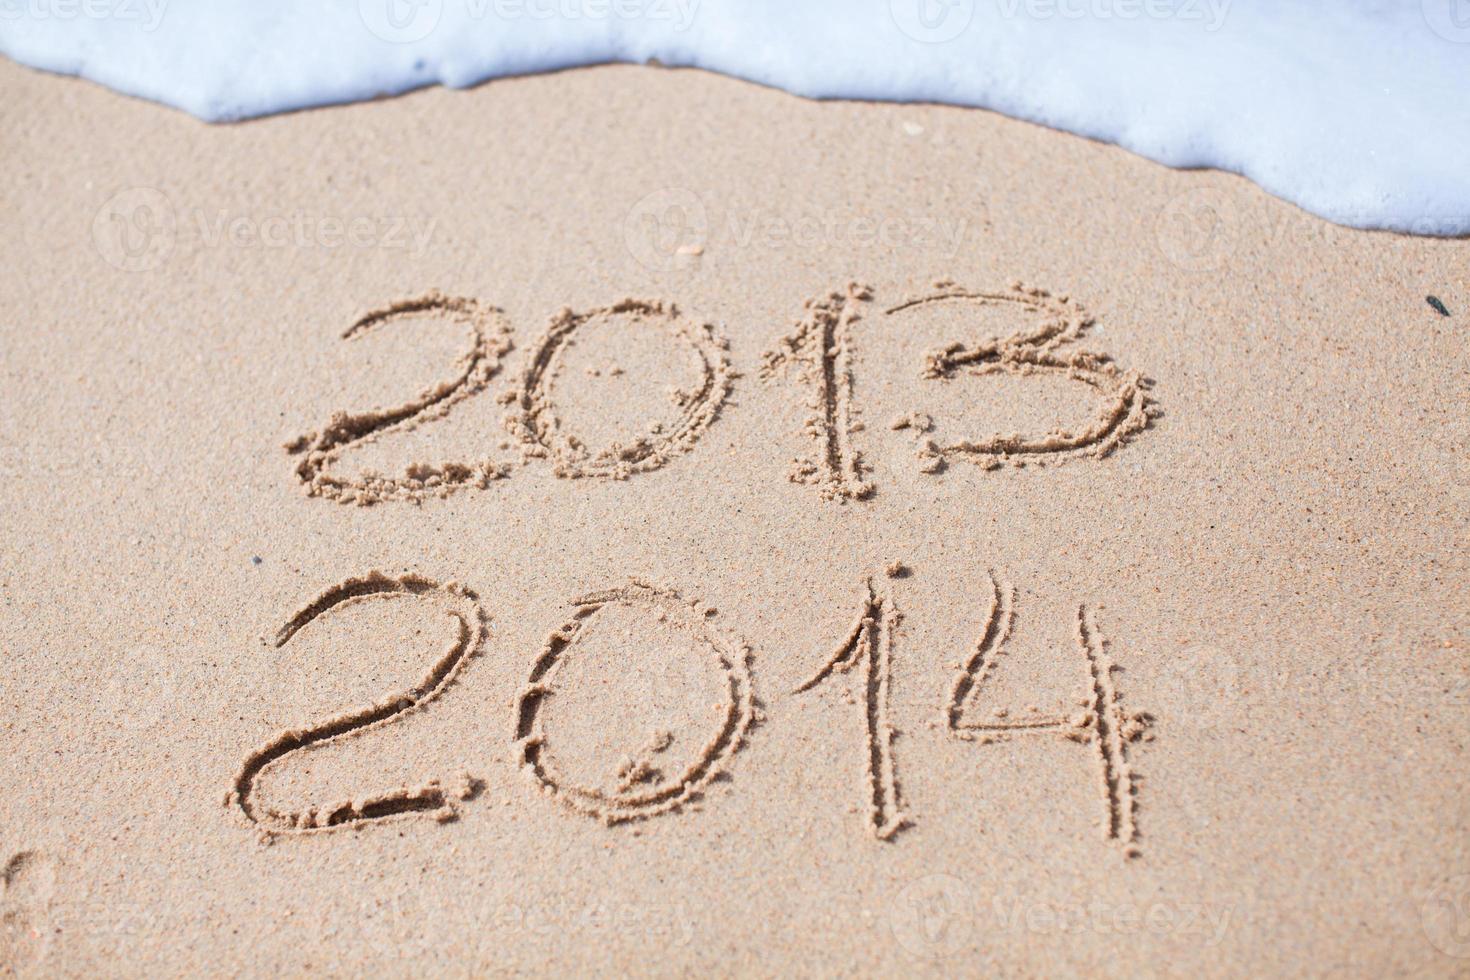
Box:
[0,57,1467,977]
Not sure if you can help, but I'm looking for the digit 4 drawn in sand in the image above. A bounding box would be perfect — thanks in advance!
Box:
[762,280,1158,499]
[290,294,733,504]
[225,567,1160,853]
[796,577,908,840]
[946,572,1154,855]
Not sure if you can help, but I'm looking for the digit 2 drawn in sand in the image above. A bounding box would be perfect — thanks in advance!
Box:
[946,572,1153,853]
[797,577,908,840]
[228,572,487,835]
[891,282,1157,473]
[291,295,734,502]
[762,281,1157,499]
[504,299,733,480]
[288,293,515,505]
[515,581,755,824]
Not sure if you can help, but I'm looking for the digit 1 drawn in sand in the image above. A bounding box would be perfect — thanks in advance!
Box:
[227,572,487,836]
[287,292,515,505]
[515,580,755,824]
[887,281,1158,473]
[760,283,875,501]
[796,579,907,840]
[1,851,55,975]
[504,299,733,480]
[946,572,1152,854]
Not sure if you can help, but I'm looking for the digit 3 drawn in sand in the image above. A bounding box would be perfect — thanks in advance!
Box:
[763,280,1157,499]
[287,293,515,505]
[888,282,1158,473]
[1,851,56,975]
[797,578,908,840]
[227,572,487,836]
[504,300,733,480]
[946,572,1153,854]
[514,581,755,824]
[760,283,875,501]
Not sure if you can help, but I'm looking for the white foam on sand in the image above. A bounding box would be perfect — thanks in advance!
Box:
[2,0,1467,235]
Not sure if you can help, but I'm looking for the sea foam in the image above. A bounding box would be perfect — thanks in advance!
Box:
[1,0,1467,235]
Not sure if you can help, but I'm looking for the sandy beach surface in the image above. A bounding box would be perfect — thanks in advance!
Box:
[1,57,1467,976]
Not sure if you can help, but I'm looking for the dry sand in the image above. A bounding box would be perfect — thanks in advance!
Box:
[0,57,1467,977]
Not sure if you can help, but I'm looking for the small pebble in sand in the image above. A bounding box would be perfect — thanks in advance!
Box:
[1426,295,1450,317]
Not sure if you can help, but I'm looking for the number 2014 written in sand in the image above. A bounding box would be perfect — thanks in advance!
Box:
[227,568,1152,855]
[228,279,1159,853]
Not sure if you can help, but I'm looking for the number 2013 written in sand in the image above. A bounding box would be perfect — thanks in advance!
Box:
[229,279,1159,853]
[285,281,1157,504]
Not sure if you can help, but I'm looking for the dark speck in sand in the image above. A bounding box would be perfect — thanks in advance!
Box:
[252,556,263,566]
[1427,295,1450,317]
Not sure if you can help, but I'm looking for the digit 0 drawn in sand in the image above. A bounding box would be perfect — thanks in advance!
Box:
[1,851,55,975]
[797,578,908,840]
[946,572,1153,854]
[227,572,487,836]
[515,581,755,824]
[504,299,733,480]
[888,281,1158,473]
[760,283,875,501]
[288,292,514,505]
